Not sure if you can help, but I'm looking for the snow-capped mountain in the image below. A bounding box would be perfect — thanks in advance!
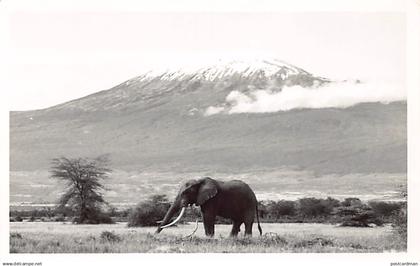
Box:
[138,58,319,81]
[9,58,406,204]
[40,58,328,113]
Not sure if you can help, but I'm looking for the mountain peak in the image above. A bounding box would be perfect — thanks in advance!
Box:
[29,58,329,113]
[136,58,317,82]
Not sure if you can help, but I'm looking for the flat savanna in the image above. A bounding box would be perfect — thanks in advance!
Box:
[10,222,405,253]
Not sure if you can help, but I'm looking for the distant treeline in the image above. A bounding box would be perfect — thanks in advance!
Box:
[257,197,404,226]
[10,195,406,228]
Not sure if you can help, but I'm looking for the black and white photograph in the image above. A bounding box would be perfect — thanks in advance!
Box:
[1,0,420,264]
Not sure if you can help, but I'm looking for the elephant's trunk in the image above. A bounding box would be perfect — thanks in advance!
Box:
[155,197,184,234]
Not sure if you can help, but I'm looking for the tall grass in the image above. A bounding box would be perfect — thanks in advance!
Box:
[9,222,405,253]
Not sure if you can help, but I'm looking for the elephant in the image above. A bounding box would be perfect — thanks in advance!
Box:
[155,177,262,237]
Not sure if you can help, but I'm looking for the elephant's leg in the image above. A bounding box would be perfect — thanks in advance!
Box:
[202,212,215,237]
[230,221,242,237]
[244,221,253,236]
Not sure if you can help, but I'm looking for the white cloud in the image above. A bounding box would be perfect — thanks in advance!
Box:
[204,106,225,116]
[205,80,406,115]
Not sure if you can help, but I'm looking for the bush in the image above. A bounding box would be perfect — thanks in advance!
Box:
[100,231,121,242]
[267,200,296,218]
[369,201,401,217]
[72,207,114,224]
[257,201,269,219]
[55,206,75,217]
[54,215,66,222]
[323,197,340,209]
[10,233,22,239]
[13,216,23,222]
[25,207,55,218]
[391,203,407,241]
[340,210,383,227]
[341,198,362,207]
[298,198,332,217]
[128,194,170,227]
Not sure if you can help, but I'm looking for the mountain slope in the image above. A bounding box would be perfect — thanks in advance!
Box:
[10,59,406,175]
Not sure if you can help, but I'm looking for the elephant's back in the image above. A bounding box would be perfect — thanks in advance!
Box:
[222,180,258,203]
[216,180,258,220]
[229,180,256,191]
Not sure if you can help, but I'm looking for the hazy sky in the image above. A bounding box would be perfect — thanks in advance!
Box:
[2,9,406,110]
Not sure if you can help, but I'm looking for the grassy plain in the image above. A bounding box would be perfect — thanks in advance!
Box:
[9,222,406,253]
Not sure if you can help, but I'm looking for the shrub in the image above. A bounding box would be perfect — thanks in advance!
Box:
[25,207,55,218]
[100,231,121,242]
[298,197,332,217]
[369,201,401,217]
[268,200,296,218]
[72,207,114,224]
[128,194,170,227]
[10,233,22,239]
[55,206,75,217]
[13,216,23,222]
[54,215,66,222]
[340,210,383,227]
[341,197,362,207]
[323,197,340,210]
[391,203,407,241]
[257,201,269,219]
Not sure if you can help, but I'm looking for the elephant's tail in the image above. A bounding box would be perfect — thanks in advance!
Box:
[255,204,262,236]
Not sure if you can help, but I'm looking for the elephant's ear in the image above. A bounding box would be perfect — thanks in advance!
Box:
[196,178,218,206]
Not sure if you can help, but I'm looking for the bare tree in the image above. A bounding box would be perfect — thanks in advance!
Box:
[50,155,112,224]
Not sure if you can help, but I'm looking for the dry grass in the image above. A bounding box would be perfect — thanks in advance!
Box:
[9,222,406,253]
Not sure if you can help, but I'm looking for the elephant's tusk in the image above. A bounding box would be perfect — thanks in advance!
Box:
[183,219,199,239]
[160,207,186,229]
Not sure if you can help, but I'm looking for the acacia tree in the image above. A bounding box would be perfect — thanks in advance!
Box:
[50,156,112,224]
